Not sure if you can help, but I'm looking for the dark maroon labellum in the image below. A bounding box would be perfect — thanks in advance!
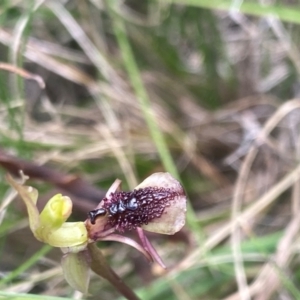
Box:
[88,186,182,232]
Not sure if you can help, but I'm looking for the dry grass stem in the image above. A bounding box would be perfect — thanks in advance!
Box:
[2,2,300,298]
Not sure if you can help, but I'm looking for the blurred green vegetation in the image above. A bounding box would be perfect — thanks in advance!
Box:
[1,0,300,299]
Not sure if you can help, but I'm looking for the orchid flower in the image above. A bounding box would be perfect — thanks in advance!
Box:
[7,174,89,292]
[86,172,186,267]
[7,172,186,298]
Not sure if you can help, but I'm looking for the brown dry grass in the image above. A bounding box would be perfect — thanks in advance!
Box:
[1,1,300,299]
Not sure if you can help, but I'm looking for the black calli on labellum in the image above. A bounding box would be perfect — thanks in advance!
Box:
[88,186,184,232]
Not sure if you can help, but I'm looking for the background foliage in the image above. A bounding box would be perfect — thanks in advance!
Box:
[1,0,300,299]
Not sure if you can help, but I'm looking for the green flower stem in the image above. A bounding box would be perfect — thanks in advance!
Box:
[0,244,52,285]
[88,244,140,300]
[106,1,200,236]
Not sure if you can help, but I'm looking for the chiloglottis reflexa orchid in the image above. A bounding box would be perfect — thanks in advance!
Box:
[7,172,187,294]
